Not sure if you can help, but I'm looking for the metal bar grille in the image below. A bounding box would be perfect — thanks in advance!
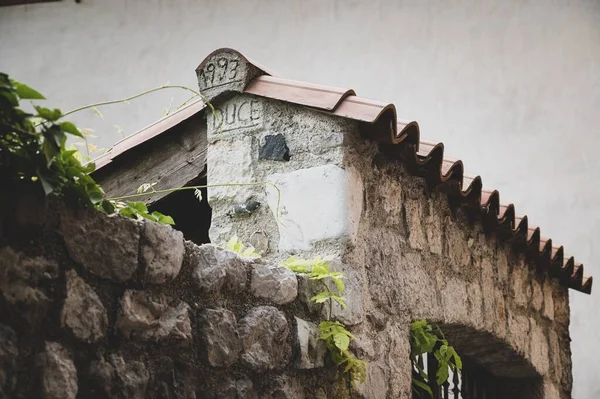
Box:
[415,355,497,399]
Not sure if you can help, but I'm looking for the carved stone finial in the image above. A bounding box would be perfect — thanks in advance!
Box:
[195,48,264,102]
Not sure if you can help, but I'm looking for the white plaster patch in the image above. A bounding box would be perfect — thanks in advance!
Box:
[265,164,362,252]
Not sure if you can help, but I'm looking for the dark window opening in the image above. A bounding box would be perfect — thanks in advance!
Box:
[149,173,212,245]
[416,354,542,399]
[413,324,543,399]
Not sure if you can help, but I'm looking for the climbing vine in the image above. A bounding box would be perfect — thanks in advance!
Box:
[283,255,367,385]
[0,74,192,224]
[410,320,462,398]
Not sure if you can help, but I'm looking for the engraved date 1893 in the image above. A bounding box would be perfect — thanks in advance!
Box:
[198,57,240,89]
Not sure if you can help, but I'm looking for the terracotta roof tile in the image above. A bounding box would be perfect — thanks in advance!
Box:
[94,49,592,294]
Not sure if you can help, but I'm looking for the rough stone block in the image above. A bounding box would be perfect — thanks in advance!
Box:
[89,354,149,399]
[206,95,265,139]
[445,220,471,272]
[294,317,326,369]
[496,247,509,284]
[250,263,297,304]
[308,132,344,155]
[116,290,192,344]
[61,270,107,343]
[215,377,257,399]
[543,382,561,399]
[187,244,248,294]
[467,282,484,328]
[263,376,305,399]
[511,259,532,308]
[0,324,17,397]
[266,164,362,251]
[197,50,251,92]
[350,334,376,361]
[379,324,411,398]
[207,137,257,205]
[259,134,290,161]
[370,251,440,320]
[441,278,469,324]
[354,361,389,399]
[324,262,364,326]
[529,320,550,374]
[197,308,241,367]
[90,354,150,399]
[38,342,78,399]
[507,312,530,355]
[404,198,426,250]
[531,279,543,312]
[425,199,443,255]
[59,208,140,282]
[296,261,364,325]
[0,247,58,324]
[238,306,291,371]
[141,221,184,284]
[544,279,556,321]
[548,329,563,381]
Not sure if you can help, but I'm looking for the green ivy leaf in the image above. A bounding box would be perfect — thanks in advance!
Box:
[11,80,45,100]
[43,125,66,149]
[41,139,59,166]
[37,170,57,195]
[35,106,62,122]
[87,188,104,204]
[412,377,433,399]
[333,333,350,352]
[127,201,148,213]
[99,199,115,214]
[0,90,18,106]
[59,121,83,137]
[119,207,137,219]
[152,211,175,225]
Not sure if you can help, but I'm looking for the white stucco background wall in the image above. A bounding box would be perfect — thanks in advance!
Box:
[1,0,599,395]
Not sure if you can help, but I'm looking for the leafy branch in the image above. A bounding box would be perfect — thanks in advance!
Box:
[224,235,261,258]
[282,255,366,385]
[410,320,462,398]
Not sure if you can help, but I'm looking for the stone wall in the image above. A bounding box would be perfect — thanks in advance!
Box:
[203,90,574,399]
[343,138,573,398]
[0,200,347,399]
[0,90,574,398]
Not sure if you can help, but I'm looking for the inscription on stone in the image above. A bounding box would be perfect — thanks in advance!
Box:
[209,97,263,134]
[198,56,241,91]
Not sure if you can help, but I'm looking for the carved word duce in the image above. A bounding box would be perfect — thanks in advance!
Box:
[213,99,261,132]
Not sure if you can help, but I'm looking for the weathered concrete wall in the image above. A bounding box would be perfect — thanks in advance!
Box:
[344,135,572,398]
[204,91,573,398]
[0,200,348,399]
[206,93,360,254]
